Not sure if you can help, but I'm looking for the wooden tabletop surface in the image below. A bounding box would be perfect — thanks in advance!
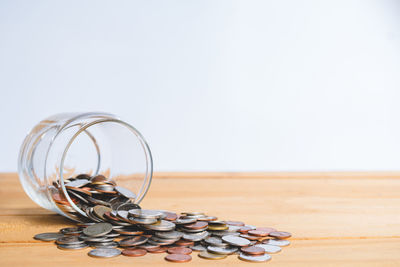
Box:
[0,172,399,266]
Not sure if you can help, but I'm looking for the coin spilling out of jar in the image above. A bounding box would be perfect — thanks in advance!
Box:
[34,173,292,263]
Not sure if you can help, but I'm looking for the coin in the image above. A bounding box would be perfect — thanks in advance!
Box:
[240,246,265,256]
[147,246,168,253]
[128,217,158,225]
[183,221,208,230]
[175,218,197,225]
[198,251,228,260]
[167,246,192,255]
[33,232,64,241]
[255,244,282,253]
[269,231,292,239]
[175,240,195,247]
[93,205,112,220]
[225,221,245,226]
[56,236,83,245]
[60,227,82,236]
[264,239,291,246]
[155,231,183,240]
[239,234,260,241]
[207,246,238,255]
[88,248,121,258]
[115,186,136,200]
[204,237,229,248]
[238,253,271,262]
[165,254,192,263]
[183,231,209,242]
[144,220,175,231]
[256,227,276,233]
[57,243,89,250]
[122,248,147,257]
[65,179,90,188]
[190,244,206,251]
[222,235,251,247]
[248,230,269,237]
[83,223,113,237]
[162,211,178,221]
[119,236,148,247]
[238,226,253,234]
[129,209,163,219]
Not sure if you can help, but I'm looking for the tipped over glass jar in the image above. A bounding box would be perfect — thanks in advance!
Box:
[18,112,153,222]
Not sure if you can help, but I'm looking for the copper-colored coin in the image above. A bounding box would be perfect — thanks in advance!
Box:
[225,221,245,226]
[67,187,92,196]
[91,175,107,183]
[183,221,208,230]
[103,211,120,222]
[240,246,265,256]
[164,212,178,221]
[238,226,253,234]
[256,227,276,234]
[147,246,168,253]
[175,240,195,247]
[269,231,292,239]
[167,247,192,255]
[122,248,147,257]
[248,230,269,237]
[165,254,192,263]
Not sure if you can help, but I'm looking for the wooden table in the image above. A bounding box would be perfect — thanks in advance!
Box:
[1,172,399,266]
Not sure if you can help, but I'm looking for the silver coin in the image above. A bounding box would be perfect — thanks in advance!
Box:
[183,231,209,242]
[182,211,205,216]
[128,216,158,225]
[198,251,228,260]
[211,231,240,237]
[89,241,119,248]
[155,231,183,239]
[204,237,229,248]
[60,227,82,235]
[119,236,148,247]
[56,236,84,245]
[238,253,271,262]
[208,221,227,226]
[116,203,140,212]
[225,225,241,232]
[174,218,197,225]
[34,232,64,241]
[81,236,114,242]
[57,243,89,250]
[207,246,238,255]
[148,237,177,246]
[265,239,291,247]
[222,235,251,247]
[88,248,121,258]
[65,179,90,188]
[190,244,207,251]
[143,220,175,231]
[255,244,282,253]
[115,186,136,199]
[83,223,113,237]
[129,209,163,219]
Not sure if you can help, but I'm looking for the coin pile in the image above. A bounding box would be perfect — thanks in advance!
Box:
[35,174,292,263]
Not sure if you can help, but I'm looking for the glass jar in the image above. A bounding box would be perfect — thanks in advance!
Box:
[18,112,153,221]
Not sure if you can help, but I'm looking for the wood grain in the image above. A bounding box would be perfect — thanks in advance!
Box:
[0,172,399,266]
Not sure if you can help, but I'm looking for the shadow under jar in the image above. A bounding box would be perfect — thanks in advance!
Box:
[18,112,153,221]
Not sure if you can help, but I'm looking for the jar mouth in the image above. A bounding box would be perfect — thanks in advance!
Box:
[56,118,153,220]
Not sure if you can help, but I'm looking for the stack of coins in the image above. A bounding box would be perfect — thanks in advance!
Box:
[34,173,292,263]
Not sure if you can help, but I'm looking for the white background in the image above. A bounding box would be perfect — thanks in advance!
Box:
[1,0,400,172]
